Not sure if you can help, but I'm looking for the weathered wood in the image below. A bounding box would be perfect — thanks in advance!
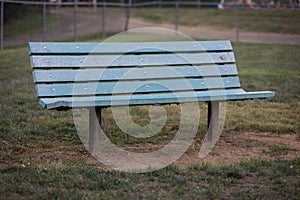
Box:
[39,89,275,110]
[28,40,233,55]
[35,76,241,97]
[30,52,235,68]
[33,64,238,83]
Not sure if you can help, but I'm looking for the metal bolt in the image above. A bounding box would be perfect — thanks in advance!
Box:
[84,87,88,90]
[140,58,144,62]
[46,59,50,63]
[201,82,205,85]
[144,72,147,75]
[145,85,149,88]
[193,44,196,48]
[224,68,228,72]
[227,81,230,84]
[76,46,79,49]
[51,88,55,92]
[81,73,85,77]
[79,59,83,63]
[43,46,47,50]
[49,74,52,78]
[220,55,226,60]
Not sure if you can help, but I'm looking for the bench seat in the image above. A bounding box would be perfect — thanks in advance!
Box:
[40,89,274,110]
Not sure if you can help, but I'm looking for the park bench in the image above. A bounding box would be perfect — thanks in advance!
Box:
[28,40,275,151]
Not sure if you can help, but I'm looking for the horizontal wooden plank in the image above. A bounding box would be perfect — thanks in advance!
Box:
[35,77,241,97]
[33,64,238,83]
[31,52,235,68]
[39,89,276,109]
[28,41,233,55]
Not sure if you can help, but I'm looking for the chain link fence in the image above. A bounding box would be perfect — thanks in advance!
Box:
[0,0,299,50]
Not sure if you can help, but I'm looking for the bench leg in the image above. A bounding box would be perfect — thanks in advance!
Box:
[89,107,102,153]
[207,101,220,142]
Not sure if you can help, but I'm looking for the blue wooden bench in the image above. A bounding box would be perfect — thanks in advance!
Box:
[28,40,275,151]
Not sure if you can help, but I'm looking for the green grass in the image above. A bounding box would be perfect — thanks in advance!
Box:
[0,42,299,198]
[132,8,300,34]
[234,42,300,103]
[0,159,299,199]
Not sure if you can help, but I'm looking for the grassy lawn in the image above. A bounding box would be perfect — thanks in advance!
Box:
[1,159,299,199]
[132,8,300,34]
[0,41,299,199]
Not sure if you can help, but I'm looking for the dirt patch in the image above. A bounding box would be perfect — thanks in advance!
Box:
[2,132,299,170]
[0,138,109,170]
[175,132,300,168]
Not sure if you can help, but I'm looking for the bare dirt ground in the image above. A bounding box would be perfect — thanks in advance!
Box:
[129,18,300,46]
[175,131,300,168]
[3,8,299,169]
[2,131,299,170]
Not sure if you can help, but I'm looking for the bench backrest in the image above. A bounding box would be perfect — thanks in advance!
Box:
[29,40,240,109]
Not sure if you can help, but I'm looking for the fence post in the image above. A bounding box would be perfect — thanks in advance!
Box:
[197,0,201,9]
[93,0,97,11]
[293,0,298,10]
[0,0,3,50]
[102,1,106,38]
[175,2,179,32]
[124,0,132,31]
[74,0,78,41]
[236,3,240,42]
[42,3,46,41]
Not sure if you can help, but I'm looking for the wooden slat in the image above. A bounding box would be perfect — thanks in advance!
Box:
[33,64,238,83]
[28,41,233,55]
[39,89,276,109]
[35,77,241,97]
[29,40,275,111]
[31,52,235,68]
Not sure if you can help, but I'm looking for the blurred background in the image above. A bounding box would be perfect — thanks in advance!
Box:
[1,0,299,49]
